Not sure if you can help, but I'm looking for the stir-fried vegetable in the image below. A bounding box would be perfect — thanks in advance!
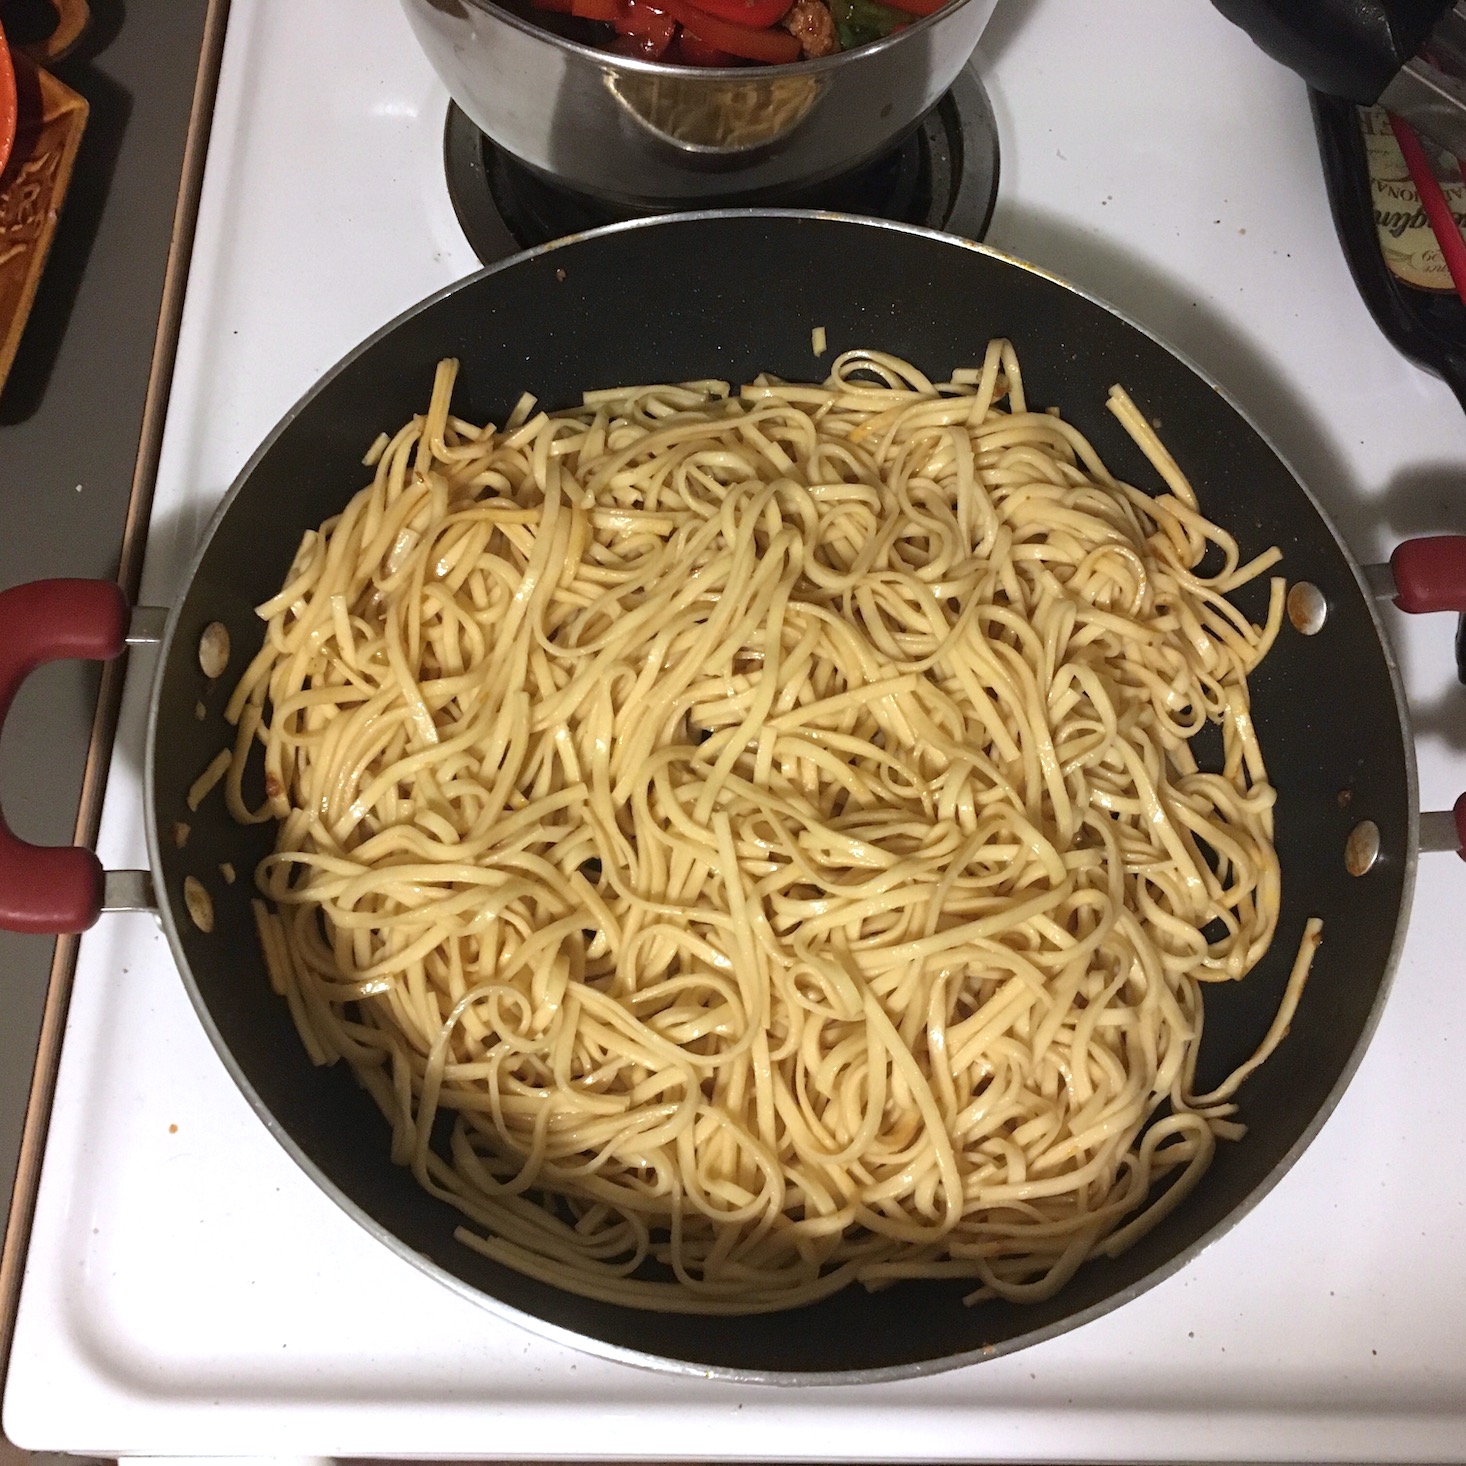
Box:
[527,0,951,65]
[684,0,795,26]
[658,0,802,62]
[828,0,909,49]
[613,0,678,58]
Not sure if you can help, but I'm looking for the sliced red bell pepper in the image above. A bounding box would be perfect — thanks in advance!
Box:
[877,0,949,13]
[659,0,801,62]
[614,0,678,52]
[609,31,659,55]
[571,0,620,20]
[675,28,740,63]
[678,0,792,27]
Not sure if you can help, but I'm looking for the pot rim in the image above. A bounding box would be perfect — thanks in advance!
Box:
[443,0,982,79]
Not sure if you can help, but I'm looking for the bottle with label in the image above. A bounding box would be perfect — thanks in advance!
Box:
[1312,89,1466,408]
[1311,89,1466,681]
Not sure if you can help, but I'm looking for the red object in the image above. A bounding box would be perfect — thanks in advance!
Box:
[610,30,664,56]
[0,579,128,934]
[1454,791,1466,863]
[0,20,17,178]
[1387,114,1466,309]
[571,0,619,20]
[677,0,792,27]
[659,0,800,61]
[1389,535,1466,614]
[675,28,738,63]
[614,0,677,57]
[879,0,949,14]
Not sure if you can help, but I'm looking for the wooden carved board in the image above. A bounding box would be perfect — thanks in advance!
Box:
[0,47,87,396]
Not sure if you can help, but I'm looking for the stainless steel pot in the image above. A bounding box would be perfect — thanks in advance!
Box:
[398,0,997,208]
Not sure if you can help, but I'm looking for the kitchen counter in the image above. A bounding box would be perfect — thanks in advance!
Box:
[0,0,217,1417]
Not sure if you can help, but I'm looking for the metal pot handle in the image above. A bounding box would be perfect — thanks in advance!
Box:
[0,578,128,933]
[1366,534,1466,859]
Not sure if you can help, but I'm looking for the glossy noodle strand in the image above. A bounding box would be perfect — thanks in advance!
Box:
[223,343,1315,1313]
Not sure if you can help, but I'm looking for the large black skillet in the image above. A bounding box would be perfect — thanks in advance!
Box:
[2,213,1464,1382]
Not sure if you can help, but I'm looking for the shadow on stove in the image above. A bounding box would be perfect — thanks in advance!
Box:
[443,71,999,264]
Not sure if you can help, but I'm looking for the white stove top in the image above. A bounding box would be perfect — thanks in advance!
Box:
[8,0,1466,1459]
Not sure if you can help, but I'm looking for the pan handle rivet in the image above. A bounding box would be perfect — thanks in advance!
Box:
[1345,820,1381,876]
[1287,582,1328,635]
[199,621,231,681]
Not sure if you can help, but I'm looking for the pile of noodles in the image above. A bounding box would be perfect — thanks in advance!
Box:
[214,340,1317,1313]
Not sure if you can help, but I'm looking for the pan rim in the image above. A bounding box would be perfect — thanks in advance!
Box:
[142,207,1420,1385]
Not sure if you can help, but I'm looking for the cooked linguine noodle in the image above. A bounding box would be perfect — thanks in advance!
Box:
[220,342,1316,1313]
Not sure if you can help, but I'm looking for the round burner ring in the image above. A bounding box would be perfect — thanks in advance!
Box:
[443,70,999,263]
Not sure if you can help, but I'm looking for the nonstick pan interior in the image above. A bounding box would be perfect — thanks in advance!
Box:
[146,213,1412,1380]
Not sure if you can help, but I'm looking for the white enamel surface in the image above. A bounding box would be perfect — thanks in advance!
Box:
[8,0,1466,1458]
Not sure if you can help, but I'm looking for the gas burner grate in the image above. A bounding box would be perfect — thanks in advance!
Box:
[444,70,999,263]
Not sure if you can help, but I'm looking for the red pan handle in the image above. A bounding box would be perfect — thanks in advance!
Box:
[0,579,129,933]
[1385,537,1466,860]
[1390,535,1466,615]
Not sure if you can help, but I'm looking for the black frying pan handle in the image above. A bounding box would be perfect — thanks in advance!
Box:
[1212,0,1450,102]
